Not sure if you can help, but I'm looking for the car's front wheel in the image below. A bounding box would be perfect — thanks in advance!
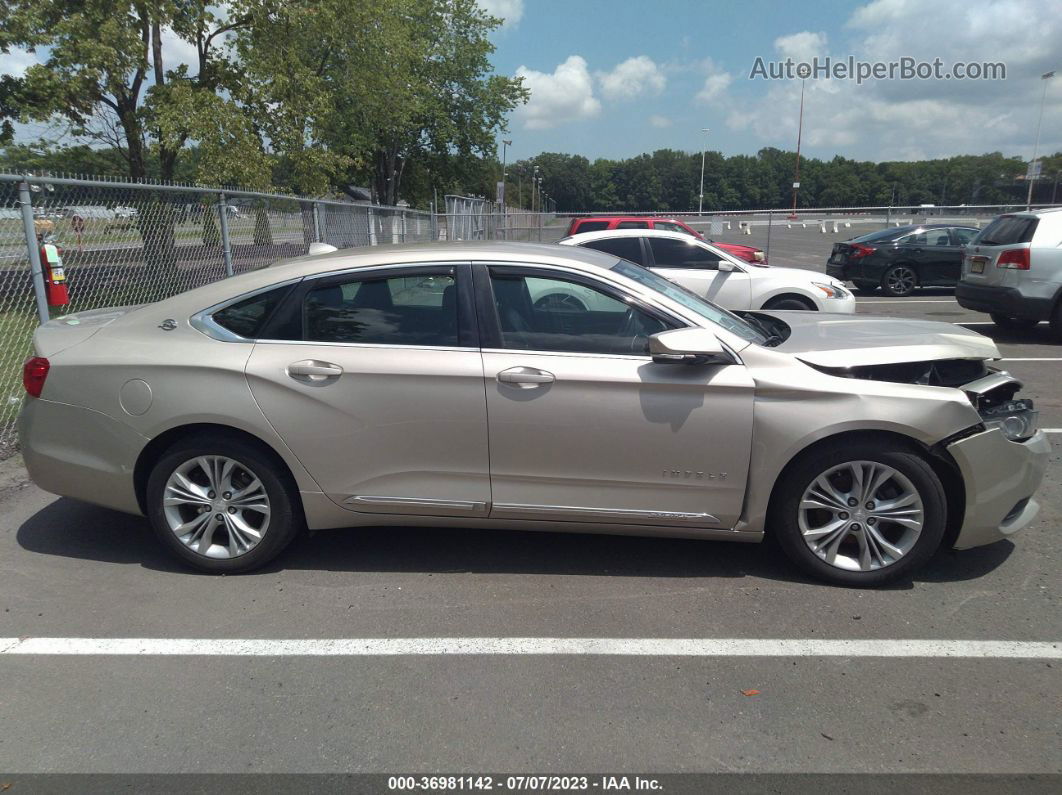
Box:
[881,265,918,296]
[770,441,946,586]
[763,295,815,311]
[145,434,303,573]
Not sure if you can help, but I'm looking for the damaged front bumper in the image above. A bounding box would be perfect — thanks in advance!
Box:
[946,427,1049,549]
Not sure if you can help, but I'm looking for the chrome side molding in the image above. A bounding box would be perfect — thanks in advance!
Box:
[491,503,720,526]
[346,495,489,513]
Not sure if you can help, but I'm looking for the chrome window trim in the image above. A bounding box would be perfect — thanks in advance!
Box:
[253,339,479,353]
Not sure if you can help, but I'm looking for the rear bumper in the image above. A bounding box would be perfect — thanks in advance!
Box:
[955,282,1053,320]
[825,262,849,280]
[18,397,145,515]
[946,428,1050,549]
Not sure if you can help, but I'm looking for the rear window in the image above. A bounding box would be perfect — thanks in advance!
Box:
[975,215,1038,246]
[574,220,609,233]
[850,227,909,244]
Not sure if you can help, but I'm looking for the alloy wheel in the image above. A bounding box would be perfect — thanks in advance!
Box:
[162,456,271,559]
[883,266,916,296]
[797,460,924,572]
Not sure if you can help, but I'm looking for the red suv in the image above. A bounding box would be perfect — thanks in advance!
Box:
[565,216,766,264]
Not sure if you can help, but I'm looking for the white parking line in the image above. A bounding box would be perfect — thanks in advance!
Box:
[856,299,958,304]
[1041,429,1062,434]
[0,637,1058,658]
[1000,358,1062,362]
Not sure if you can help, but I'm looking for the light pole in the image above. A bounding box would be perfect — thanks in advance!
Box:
[532,166,539,213]
[790,77,806,219]
[698,128,710,215]
[500,138,511,238]
[1027,70,1055,210]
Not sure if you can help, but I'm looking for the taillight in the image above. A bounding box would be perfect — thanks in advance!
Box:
[22,356,49,398]
[997,248,1030,269]
[850,244,876,259]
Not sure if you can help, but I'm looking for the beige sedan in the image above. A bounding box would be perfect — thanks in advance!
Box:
[19,242,1048,585]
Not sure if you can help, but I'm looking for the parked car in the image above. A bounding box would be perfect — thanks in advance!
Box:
[19,241,1046,586]
[559,229,854,313]
[565,216,766,264]
[956,209,1062,334]
[826,224,979,296]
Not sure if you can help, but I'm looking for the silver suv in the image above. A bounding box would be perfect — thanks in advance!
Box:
[956,208,1062,333]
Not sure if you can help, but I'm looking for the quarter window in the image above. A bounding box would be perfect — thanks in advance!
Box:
[212,286,292,339]
[300,272,459,346]
[490,270,671,355]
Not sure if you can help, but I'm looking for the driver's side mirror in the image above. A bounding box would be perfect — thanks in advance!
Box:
[649,328,735,365]
[717,260,736,272]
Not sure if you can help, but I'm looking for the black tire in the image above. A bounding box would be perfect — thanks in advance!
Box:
[852,282,878,295]
[145,433,303,573]
[1050,302,1062,340]
[990,313,1039,331]
[763,295,815,311]
[769,441,946,587]
[881,264,918,297]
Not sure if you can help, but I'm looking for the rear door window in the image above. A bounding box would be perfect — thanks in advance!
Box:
[648,238,720,269]
[975,215,1038,246]
[951,228,978,245]
[580,237,645,265]
[616,220,650,229]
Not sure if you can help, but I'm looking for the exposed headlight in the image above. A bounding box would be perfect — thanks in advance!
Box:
[980,398,1038,441]
[812,281,851,299]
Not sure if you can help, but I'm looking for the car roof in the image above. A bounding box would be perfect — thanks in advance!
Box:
[573,216,680,222]
[559,228,704,245]
[147,241,622,313]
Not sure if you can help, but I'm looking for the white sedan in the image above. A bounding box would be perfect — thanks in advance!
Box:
[558,229,854,314]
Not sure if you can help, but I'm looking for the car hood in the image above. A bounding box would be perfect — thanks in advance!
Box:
[759,311,1000,368]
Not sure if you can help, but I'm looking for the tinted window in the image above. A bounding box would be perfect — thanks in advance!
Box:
[896,230,928,245]
[648,238,720,269]
[952,227,978,245]
[851,227,911,244]
[581,237,644,264]
[574,220,609,233]
[491,271,670,355]
[975,215,1038,246]
[302,272,458,345]
[653,221,693,236]
[212,286,291,339]
[616,220,650,229]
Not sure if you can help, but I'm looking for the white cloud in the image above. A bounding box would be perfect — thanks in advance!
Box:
[696,73,732,103]
[649,114,672,128]
[514,55,601,130]
[773,31,827,63]
[1,47,43,78]
[597,56,666,102]
[159,27,202,76]
[478,0,524,28]
[733,0,1062,160]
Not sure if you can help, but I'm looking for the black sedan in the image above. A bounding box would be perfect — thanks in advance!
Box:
[826,224,980,296]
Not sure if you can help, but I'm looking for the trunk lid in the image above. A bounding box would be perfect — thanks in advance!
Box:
[32,305,141,357]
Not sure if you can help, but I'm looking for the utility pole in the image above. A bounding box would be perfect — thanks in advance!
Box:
[500,138,511,239]
[698,128,710,215]
[790,78,805,219]
[1027,71,1055,210]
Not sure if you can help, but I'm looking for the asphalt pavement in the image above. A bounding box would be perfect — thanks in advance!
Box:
[0,241,1059,782]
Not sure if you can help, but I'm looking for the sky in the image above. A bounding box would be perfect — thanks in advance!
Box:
[3,0,1061,166]
[481,0,1062,164]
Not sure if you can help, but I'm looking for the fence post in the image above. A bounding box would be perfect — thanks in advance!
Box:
[18,179,50,325]
[312,201,322,243]
[368,205,377,246]
[765,209,773,263]
[430,202,438,240]
[217,192,234,277]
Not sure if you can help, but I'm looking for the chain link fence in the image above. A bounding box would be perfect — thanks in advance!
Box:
[442,195,554,242]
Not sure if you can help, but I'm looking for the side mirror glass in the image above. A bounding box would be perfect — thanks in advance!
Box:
[649,328,734,365]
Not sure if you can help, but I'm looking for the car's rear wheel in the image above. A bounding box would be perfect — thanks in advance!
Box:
[881,265,918,297]
[763,295,815,311]
[770,442,946,586]
[990,313,1039,331]
[146,435,302,573]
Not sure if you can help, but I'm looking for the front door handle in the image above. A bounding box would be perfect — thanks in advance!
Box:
[497,366,555,388]
[287,359,343,382]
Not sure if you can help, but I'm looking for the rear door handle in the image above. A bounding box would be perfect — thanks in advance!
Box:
[287,359,343,382]
[497,366,555,388]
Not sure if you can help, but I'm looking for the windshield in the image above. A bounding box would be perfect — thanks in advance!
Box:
[610,259,767,344]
